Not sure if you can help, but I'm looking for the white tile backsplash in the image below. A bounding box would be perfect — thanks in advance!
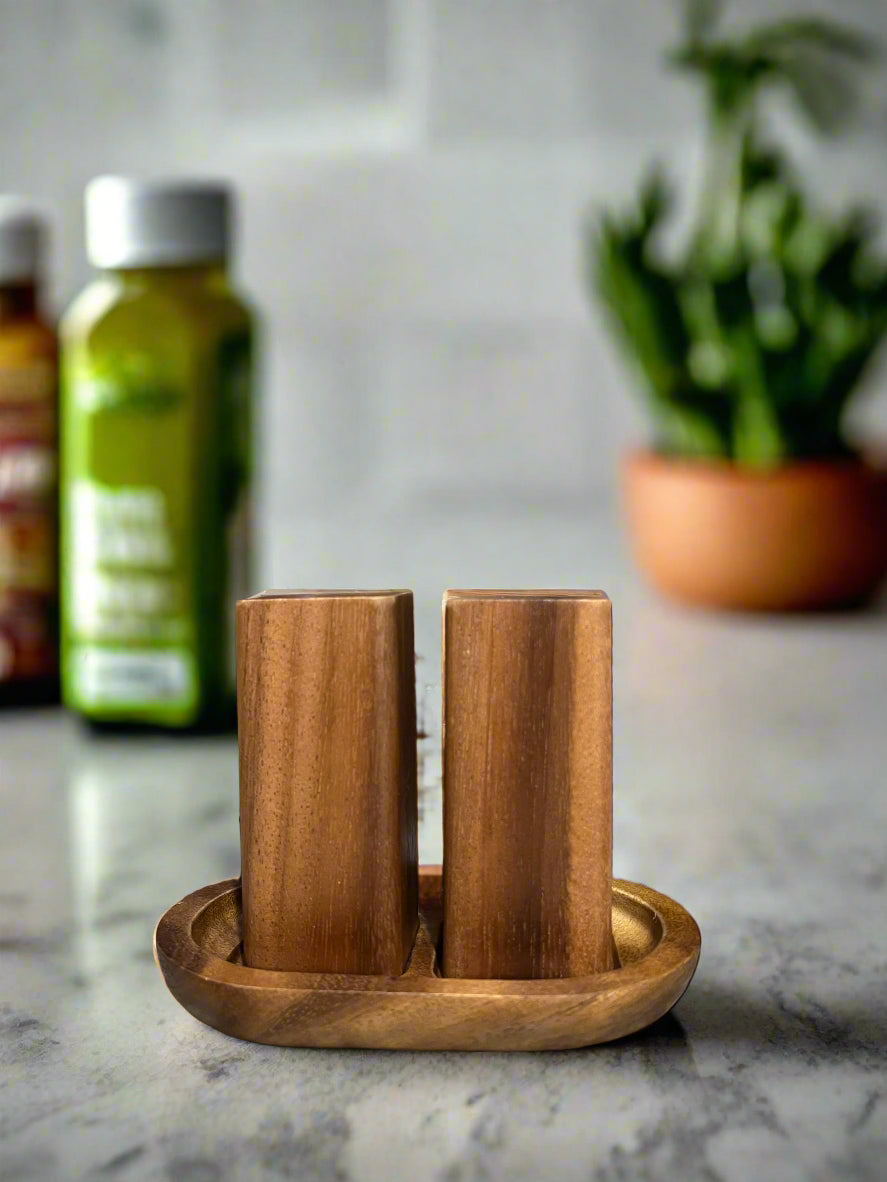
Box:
[234,143,688,324]
[427,0,684,141]
[259,319,384,512]
[374,320,617,504]
[2,0,885,590]
[210,0,390,118]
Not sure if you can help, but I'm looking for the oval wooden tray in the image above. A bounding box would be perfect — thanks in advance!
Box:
[154,867,700,1051]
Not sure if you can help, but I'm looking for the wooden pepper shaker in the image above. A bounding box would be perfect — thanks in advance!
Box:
[441,590,614,979]
[237,590,418,975]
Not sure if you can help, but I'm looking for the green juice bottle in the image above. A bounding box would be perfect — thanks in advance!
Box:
[60,178,254,729]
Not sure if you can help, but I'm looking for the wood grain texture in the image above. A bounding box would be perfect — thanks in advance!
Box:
[237,590,418,975]
[153,868,701,1051]
[442,591,613,979]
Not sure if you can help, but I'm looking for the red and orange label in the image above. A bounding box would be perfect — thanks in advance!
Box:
[0,357,57,682]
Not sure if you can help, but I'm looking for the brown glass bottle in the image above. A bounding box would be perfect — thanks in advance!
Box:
[0,202,58,706]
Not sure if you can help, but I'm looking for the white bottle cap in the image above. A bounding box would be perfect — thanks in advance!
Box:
[85,177,231,269]
[0,198,43,284]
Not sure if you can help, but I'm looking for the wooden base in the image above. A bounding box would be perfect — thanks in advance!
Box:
[154,867,700,1051]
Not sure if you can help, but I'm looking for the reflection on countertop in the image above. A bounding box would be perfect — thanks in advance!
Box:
[2,591,886,1182]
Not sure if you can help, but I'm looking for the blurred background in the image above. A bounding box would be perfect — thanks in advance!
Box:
[4,8,887,1176]
[5,0,887,670]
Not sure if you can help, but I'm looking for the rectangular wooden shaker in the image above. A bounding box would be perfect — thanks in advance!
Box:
[237,590,418,974]
[441,590,614,979]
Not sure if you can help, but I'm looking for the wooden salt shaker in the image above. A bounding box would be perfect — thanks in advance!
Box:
[441,590,614,979]
[237,590,418,975]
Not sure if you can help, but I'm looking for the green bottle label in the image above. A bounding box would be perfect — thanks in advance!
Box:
[66,479,197,713]
[62,364,201,723]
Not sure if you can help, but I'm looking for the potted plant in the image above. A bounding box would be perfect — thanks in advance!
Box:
[590,0,887,610]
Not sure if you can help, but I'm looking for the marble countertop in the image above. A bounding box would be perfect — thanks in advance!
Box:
[3,590,886,1182]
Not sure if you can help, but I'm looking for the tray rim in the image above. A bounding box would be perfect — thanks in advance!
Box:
[156,865,704,1021]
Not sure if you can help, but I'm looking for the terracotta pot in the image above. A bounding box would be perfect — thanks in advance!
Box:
[622,451,887,611]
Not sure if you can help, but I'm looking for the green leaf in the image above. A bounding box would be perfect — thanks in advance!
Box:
[780,54,860,133]
[742,19,875,64]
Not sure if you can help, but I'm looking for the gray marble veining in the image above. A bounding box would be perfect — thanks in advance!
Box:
[2,577,886,1182]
